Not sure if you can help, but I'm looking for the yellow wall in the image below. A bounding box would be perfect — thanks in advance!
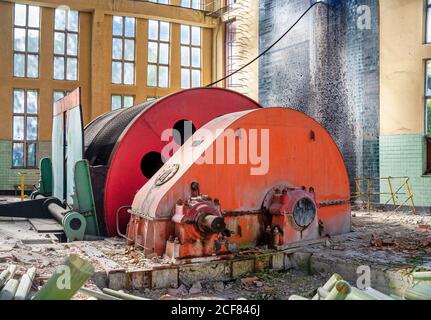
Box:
[0,0,218,142]
[380,0,431,135]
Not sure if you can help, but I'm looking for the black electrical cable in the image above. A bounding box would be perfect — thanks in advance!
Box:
[206,1,329,87]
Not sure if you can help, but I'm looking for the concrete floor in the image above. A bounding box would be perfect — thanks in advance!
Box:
[1,196,430,300]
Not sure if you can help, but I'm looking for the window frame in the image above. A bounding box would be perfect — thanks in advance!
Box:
[147,20,171,88]
[112,16,136,85]
[111,94,135,110]
[225,19,236,88]
[53,9,80,81]
[181,0,203,10]
[12,88,39,169]
[13,4,40,79]
[180,25,202,89]
[426,0,431,44]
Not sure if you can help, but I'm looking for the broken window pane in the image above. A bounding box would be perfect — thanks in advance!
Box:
[27,54,38,78]
[14,28,25,51]
[181,68,190,89]
[54,32,65,54]
[13,90,25,113]
[160,22,170,42]
[191,69,200,87]
[159,43,169,64]
[191,26,200,46]
[12,143,24,167]
[27,116,38,140]
[124,96,134,108]
[54,56,65,79]
[147,65,157,86]
[113,16,123,36]
[125,17,135,37]
[55,9,66,30]
[13,116,25,140]
[124,39,135,61]
[14,53,25,77]
[14,4,27,26]
[124,62,134,84]
[112,61,122,84]
[181,25,190,44]
[27,30,39,53]
[67,57,78,80]
[28,6,40,28]
[148,42,158,63]
[67,33,78,56]
[68,10,79,32]
[27,143,36,167]
[111,95,122,110]
[27,90,38,114]
[149,20,159,40]
[159,66,168,88]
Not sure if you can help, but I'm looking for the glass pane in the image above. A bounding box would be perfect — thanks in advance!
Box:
[181,46,189,66]
[55,9,66,30]
[27,116,38,140]
[54,56,65,79]
[124,39,135,61]
[124,96,134,108]
[159,66,168,88]
[159,0,169,3]
[13,90,25,113]
[67,33,78,56]
[68,10,79,32]
[111,95,122,110]
[181,68,190,89]
[148,42,158,63]
[54,32,65,54]
[427,8,431,43]
[192,69,201,87]
[113,16,123,36]
[191,0,201,10]
[159,43,169,64]
[66,57,78,80]
[148,20,159,40]
[27,143,36,167]
[181,25,190,44]
[112,38,123,60]
[112,61,122,83]
[147,65,157,86]
[14,4,27,27]
[427,99,431,135]
[181,0,191,7]
[12,143,24,167]
[14,53,25,77]
[160,22,170,42]
[191,47,200,68]
[27,54,39,78]
[124,62,134,85]
[125,17,135,37]
[28,30,39,53]
[427,61,431,97]
[191,26,201,46]
[28,6,40,28]
[14,28,26,51]
[13,116,25,140]
[27,90,38,114]
[53,91,65,102]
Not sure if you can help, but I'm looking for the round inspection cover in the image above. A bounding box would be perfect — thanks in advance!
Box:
[293,198,317,228]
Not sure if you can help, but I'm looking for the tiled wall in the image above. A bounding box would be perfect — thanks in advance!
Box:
[0,140,51,191]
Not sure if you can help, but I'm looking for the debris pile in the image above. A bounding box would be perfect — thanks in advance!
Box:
[289,272,431,300]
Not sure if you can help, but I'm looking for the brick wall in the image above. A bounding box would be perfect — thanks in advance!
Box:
[380,135,431,206]
[0,140,51,191]
[259,0,380,192]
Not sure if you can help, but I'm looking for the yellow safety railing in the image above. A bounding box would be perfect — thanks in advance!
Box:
[352,176,416,214]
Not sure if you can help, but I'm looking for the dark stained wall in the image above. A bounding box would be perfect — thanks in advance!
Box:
[259,0,379,192]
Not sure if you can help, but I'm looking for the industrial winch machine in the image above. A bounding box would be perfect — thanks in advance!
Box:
[0,87,351,260]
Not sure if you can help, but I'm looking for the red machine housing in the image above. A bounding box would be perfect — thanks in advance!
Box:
[126,108,351,259]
